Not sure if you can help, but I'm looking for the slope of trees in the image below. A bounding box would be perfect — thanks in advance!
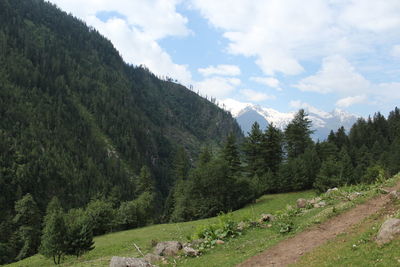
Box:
[0,0,241,263]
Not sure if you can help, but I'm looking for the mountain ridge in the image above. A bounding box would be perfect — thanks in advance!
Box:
[221,99,358,139]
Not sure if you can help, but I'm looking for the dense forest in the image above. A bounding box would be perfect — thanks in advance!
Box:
[1,0,400,265]
[0,0,242,263]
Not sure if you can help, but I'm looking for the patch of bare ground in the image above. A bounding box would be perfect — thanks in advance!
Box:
[237,182,400,267]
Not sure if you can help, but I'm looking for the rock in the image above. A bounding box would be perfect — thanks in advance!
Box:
[183,246,200,257]
[189,239,204,248]
[215,240,225,245]
[348,192,361,200]
[308,197,322,205]
[260,214,276,222]
[376,218,400,245]
[313,204,320,208]
[318,201,326,207]
[109,256,155,267]
[143,253,163,264]
[326,187,339,194]
[296,198,307,209]
[154,241,182,256]
[389,191,400,200]
[379,188,390,194]
[237,221,247,231]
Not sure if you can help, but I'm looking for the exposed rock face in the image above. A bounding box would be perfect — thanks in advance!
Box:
[109,256,155,267]
[376,218,400,245]
[154,241,182,256]
[296,198,307,209]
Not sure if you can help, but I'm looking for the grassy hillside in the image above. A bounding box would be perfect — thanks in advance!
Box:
[6,190,316,267]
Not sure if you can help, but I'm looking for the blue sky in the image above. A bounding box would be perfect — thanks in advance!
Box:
[47,0,400,117]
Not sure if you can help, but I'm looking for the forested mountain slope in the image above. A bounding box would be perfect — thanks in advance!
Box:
[0,0,241,245]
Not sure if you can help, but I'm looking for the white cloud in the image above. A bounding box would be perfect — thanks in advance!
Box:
[295,55,371,95]
[198,64,241,76]
[240,89,275,102]
[289,100,331,118]
[195,77,241,98]
[391,45,400,58]
[250,77,281,90]
[48,0,192,84]
[191,0,400,76]
[336,95,367,108]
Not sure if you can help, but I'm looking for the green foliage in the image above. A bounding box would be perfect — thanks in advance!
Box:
[13,194,42,261]
[85,199,115,236]
[40,203,67,265]
[64,209,94,258]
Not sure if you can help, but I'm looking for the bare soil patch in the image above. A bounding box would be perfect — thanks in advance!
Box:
[237,183,400,267]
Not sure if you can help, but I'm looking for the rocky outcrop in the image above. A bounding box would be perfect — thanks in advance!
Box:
[109,256,155,267]
[376,218,400,245]
[296,198,307,208]
[154,241,182,256]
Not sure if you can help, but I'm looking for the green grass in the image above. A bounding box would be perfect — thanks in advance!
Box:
[7,190,316,267]
[292,201,400,267]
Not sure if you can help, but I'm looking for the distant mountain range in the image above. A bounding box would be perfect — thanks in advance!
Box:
[221,99,359,140]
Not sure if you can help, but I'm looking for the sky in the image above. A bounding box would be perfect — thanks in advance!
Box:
[47,0,400,117]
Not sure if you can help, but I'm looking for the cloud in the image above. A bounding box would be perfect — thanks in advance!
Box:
[250,76,281,90]
[240,89,275,102]
[195,77,241,98]
[295,55,371,95]
[289,100,330,118]
[391,45,400,58]
[336,95,367,108]
[48,0,192,84]
[198,64,241,76]
[191,0,400,76]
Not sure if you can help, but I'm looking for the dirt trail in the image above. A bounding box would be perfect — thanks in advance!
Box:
[237,183,400,267]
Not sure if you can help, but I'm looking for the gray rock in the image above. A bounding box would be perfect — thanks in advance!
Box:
[154,241,182,256]
[296,198,307,209]
[109,256,155,267]
[379,188,390,194]
[183,246,200,257]
[317,201,326,207]
[260,214,276,222]
[348,192,361,200]
[237,221,247,231]
[376,218,400,245]
[143,253,162,264]
[389,191,400,200]
[326,187,339,194]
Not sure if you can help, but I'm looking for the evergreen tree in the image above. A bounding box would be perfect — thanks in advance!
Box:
[40,198,67,265]
[242,122,263,177]
[222,132,241,175]
[261,123,283,173]
[136,166,155,194]
[284,109,314,159]
[12,194,42,261]
[64,209,94,258]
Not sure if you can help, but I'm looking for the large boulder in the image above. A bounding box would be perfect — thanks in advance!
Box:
[376,218,400,245]
[109,256,155,267]
[154,241,182,256]
[143,253,163,264]
[296,198,307,209]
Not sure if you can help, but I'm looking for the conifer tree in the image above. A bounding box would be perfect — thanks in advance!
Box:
[243,122,263,177]
[261,123,283,173]
[13,194,41,261]
[284,109,314,159]
[40,198,67,265]
[222,132,241,174]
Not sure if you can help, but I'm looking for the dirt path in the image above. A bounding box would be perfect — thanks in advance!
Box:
[237,183,400,267]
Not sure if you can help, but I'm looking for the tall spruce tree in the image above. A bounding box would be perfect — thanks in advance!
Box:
[222,132,241,175]
[261,123,283,173]
[243,122,264,177]
[284,109,314,159]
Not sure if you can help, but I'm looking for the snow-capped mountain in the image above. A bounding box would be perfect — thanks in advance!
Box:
[221,99,359,140]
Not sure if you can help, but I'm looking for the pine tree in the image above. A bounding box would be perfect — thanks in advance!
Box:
[136,166,155,194]
[284,109,314,159]
[261,123,283,173]
[222,133,241,174]
[40,198,67,265]
[13,194,42,261]
[243,122,263,177]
